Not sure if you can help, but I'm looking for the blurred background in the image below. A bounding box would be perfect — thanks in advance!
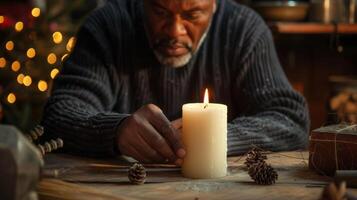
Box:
[0,0,356,133]
[0,0,104,132]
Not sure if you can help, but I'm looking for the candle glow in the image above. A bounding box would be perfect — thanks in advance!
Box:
[204,88,209,108]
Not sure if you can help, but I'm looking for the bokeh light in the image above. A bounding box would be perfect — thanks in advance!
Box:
[15,21,24,32]
[61,54,68,61]
[0,57,6,68]
[23,76,32,86]
[7,93,16,104]
[52,32,63,44]
[17,73,25,84]
[50,68,59,79]
[47,53,57,64]
[31,8,41,17]
[66,37,76,52]
[26,48,36,58]
[11,61,21,72]
[5,41,14,51]
[38,80,48,92]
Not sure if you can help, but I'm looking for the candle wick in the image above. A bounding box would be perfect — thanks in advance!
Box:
[204,104,208,109]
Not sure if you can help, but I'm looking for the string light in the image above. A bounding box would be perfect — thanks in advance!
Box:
[0,16,4,24]
[50,68,59,79]
[47,53,57,64]
[0,57,6,68]
[23,75,32,86]
[5,41,14,51]
[38,80,48,92]
[11,61,21,72]
[15,21,24,32]
[26,48,36,58]
[66,37,75,52]
[31,8,41,17]
[61,54,68,61]
[7,93,16,104]
[17,73,25,84]
[52,32,63,44]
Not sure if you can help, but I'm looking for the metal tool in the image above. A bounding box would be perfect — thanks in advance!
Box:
[0,125,43,200]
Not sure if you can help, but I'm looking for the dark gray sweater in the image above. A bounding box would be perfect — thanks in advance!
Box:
[41,0,310,157]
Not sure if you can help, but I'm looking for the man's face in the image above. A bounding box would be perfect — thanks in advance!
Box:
[143,0,216,68]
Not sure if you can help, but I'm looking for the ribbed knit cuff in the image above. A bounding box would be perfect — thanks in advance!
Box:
[90,112,130,156]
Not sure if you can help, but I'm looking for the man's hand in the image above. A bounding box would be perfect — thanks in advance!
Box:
[117,104,185,165]
[171,118,182,131]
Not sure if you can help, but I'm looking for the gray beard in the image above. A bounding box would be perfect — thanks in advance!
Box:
[153,29,209,68]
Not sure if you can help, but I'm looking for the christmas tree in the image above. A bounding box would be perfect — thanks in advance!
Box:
[0,0,100,131]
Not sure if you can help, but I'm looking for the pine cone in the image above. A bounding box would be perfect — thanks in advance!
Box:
[248,162,278,185]
[244,148,267,169]
[128,163,146,185]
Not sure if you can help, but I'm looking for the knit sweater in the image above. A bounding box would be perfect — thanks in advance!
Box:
[41,0,310,157]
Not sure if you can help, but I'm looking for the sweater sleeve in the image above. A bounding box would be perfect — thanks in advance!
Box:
[227,19,310,156]
[41,9,129,157]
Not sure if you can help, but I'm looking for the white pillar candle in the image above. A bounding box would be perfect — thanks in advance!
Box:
[182,89,227,179]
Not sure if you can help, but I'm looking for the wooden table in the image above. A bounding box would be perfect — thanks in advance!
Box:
[40,151,357,200]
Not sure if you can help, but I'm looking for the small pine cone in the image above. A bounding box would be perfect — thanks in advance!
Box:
[248,162,278,185]
[244,148,267,169]
[128,163,146,185]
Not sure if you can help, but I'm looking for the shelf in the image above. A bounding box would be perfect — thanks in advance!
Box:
[269,23,357,34]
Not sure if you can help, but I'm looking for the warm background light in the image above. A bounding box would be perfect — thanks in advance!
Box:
[52,32,63,44]
[7,93,16,104]
[37,80,48,92]
[5,41,14,51]
[0,16,4,24]
[11,61,21,72]
[15,21,24,32]
[31,7,41,17]
[23,75,32,86]
[50,68,59,79]
[17,73,25,84]
[66,37,75,52]
[0,57,6,68]
[61,54,68,61]
[47,53,57,64]
[26,48,36,58]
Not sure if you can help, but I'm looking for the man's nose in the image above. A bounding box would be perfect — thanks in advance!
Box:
[165,16,187,38]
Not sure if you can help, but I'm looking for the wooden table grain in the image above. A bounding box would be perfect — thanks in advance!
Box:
[41,151,357,200]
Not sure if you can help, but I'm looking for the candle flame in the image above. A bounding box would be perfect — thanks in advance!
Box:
[204,88,209,105]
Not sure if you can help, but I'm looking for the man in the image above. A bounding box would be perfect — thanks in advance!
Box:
[42,0,310,165]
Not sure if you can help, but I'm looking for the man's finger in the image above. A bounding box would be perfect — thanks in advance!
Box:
[135,132,166,163]
[149,111,185,158]
[139,121,177,163]
[171,118,182,130]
